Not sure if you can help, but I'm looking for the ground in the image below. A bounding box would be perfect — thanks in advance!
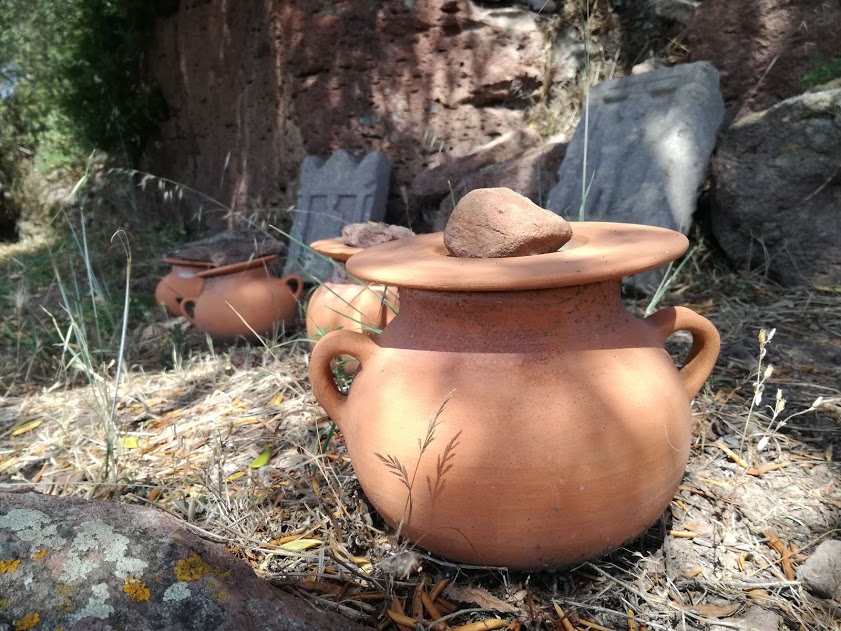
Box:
[0,217,840,631]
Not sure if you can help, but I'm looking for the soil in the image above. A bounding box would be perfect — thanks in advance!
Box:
[1,231,840,630]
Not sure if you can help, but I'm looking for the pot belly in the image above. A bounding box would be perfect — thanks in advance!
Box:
[342,346,691,569]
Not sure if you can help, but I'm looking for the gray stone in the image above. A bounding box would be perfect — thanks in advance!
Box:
[710,87,841,287]
[0,491,370,631]
[341,223,414,249]
[709,606,781,631]
[653,0,700,24]
[283,150,390,282]
[798,539,841,599]
[546,62,724,235]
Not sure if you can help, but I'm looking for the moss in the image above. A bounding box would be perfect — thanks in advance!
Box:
[122,577,151,602]
[0,559,21,573]
[0,598,9,608]
[14,613,40,631]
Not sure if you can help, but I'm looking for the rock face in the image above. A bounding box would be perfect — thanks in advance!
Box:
[0,491,370,631]
[444,187,572,258]
[146,1,579,229]
[546,62,724,234]
[710,87,841,286]
[687,0,841,119]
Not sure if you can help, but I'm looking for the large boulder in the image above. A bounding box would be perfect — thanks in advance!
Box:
[710,87,841,287]
[0,491,370,630]
[687,0,841,119]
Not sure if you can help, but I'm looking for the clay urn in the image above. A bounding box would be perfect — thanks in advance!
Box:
[180,255,303,340]
[309,213,720,569]
[305,238,398,341]
[154,257,215,316]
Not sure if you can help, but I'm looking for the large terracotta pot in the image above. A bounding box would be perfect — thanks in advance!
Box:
[309,224,720,569]
[180,255,303,339]
[154,257,215,315]
[305,238,398,340]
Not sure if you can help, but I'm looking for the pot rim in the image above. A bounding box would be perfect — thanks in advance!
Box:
[346,223,689,291]
[196,254,280,278]
[309,238,362,262]
[161,257,216,268]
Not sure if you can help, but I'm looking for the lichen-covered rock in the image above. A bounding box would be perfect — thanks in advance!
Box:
[341,223,415,249]
[444,187,572,258]
[0,491,370,631]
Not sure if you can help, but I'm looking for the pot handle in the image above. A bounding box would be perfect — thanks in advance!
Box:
[179,297,198,324]
[309,329,378,427]
[645,306,721,400]
[281,274,304,300]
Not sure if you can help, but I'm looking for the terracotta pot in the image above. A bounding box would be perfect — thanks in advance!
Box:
[154,257,215,316]
[180,255,303,339]
[309,224,720,569]
[305,238,398,341]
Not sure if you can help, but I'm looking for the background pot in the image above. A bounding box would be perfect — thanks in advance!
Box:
[180,255,303,339]
[154,257,214,315]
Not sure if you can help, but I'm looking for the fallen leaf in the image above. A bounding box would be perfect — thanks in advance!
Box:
[270,395,284,405]
[226,471,246,482]
[249,446,272,469]
[279,538,322,551]
[689,602,741,618]
[120,436,140,449]
[444,584,519,614]
[11,419,43,436]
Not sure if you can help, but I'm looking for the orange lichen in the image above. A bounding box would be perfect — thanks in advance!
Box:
[0,559,21,573]
[122,577,151,601]
[14,613,40,630]
[174,554,213,582]
[31,549,47,561]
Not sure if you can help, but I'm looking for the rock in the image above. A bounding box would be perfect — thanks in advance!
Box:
[444,187,572,258]
[687,0,841,119]
[431,137,567,231]
[546,62,724,235]
[709,606,781,631]
[146,0,582,229]
[652,0,699,24]
[797,539,841,599]
[0,491,370,631]
[709,87,841,286]
[165,231,286,267]
[284,150,390,282]
[341,223,415,248]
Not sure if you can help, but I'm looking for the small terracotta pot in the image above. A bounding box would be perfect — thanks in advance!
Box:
[180,255,303,339]
[309,224,721,569]
[305,238,398,341]
[154,257,215,316]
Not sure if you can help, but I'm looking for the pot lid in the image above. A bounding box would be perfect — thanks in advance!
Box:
[346,223,689,291]
[197,254,279,278]
[161,257,215,268]
[309,238,362,262]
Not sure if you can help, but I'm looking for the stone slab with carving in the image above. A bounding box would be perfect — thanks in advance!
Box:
[283,150,390,283]
[546,62,724,234]
[0,491,371,631]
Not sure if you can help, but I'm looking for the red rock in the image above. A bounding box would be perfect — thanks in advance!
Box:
[443,187,572,258]
[687,0,841,119]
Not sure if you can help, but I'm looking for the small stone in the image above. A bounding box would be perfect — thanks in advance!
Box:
[798,539,841,599]
[341,223,415,248]
[444,187,572,258]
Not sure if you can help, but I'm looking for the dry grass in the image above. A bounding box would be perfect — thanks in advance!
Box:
[1,234,841,630]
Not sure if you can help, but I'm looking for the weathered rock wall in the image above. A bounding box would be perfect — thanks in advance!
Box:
[144,0,582,229]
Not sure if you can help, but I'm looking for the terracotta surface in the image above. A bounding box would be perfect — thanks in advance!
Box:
[180,256,303,340]
[305,238,398,342]
[309,224,720,569]
[444,187,573,258]
[347,224,689,291]
[154,257,215,316]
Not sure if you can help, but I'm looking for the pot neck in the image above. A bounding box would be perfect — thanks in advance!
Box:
[378,281,630,351]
